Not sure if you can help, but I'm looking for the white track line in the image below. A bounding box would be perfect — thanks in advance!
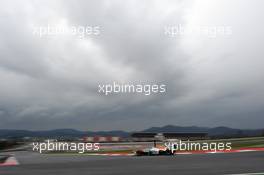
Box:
[225,172,264,175]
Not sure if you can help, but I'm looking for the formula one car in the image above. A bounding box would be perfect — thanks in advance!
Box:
[135,146,174,156]
[132,132,207,156]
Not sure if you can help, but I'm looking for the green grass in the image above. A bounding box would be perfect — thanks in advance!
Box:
[177,137,264,149]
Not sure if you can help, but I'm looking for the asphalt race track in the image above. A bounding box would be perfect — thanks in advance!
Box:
[0,151,264,175]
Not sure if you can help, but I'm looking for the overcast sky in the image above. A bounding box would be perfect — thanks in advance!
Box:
[0,0,264,131]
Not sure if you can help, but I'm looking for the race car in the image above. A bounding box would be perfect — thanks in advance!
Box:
[132,132,207,156]
[135,145,174,156]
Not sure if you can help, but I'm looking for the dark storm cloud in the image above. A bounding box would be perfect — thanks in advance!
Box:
[0,0,264,130]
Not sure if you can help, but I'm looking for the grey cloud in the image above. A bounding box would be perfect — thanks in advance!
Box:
[0,0,263,130]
